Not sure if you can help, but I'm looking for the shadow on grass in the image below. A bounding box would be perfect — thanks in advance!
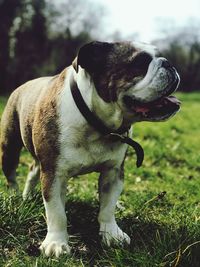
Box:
[65,199,103,264]
[66,199,199,266]
[64,199,200,266]
[1,192,199,266]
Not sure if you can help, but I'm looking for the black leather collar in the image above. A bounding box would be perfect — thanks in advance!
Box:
[70,74,144,167]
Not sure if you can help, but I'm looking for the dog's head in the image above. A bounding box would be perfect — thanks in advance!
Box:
[73,41,180,123]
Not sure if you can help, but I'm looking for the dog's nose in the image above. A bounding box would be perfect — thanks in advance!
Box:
[161,58,171,69]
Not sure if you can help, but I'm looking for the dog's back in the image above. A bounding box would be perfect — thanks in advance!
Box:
[0,71,66,188]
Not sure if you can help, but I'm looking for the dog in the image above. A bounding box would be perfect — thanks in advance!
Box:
[0,41,180,257]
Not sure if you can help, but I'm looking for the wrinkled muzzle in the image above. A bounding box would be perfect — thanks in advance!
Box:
[123,57,181,121]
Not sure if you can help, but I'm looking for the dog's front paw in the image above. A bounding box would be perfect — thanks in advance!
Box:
[99,221,130,247]
[40,232,71,257]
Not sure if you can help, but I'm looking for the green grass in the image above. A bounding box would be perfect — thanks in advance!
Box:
[0,93,200,267]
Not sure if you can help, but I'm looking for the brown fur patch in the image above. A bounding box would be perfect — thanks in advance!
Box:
[32,69,67,201]
[1,68,67,201]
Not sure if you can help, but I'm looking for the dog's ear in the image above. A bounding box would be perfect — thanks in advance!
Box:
[77,41,113,74]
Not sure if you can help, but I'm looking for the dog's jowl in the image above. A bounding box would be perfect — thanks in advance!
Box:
[0,41,180,257]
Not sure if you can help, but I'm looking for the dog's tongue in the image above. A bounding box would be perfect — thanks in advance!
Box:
[134,106,150,113]
[134,96,180,113]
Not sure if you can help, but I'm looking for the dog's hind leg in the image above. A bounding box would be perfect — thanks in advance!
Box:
[22,161,40,200]
[1,99,23,190]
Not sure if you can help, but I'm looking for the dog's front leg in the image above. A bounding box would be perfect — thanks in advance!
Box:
[39,172,70,257]
[98,167,130,247]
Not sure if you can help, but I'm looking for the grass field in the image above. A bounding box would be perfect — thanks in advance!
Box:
[0,93,200,267]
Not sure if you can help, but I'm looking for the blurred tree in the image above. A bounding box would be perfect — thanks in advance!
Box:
[0,0,21,93]
[0,0,106,94]
[162,42,200,92]
[46,0,105,39]
[13,0,48,88]
[188,42,200,91]
[44,0,105,73]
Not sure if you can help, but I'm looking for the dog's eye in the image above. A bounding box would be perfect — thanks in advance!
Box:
[131,52,153,68]
[128,52,153,77]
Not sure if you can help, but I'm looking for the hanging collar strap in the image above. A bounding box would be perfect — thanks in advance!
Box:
[70,74,144,167]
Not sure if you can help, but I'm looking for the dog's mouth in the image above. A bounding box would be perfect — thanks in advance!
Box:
[123,95,181,120]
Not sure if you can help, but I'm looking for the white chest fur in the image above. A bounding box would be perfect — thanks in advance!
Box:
[56,67,128,178]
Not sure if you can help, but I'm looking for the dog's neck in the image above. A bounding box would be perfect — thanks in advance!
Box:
[72,67,124,131]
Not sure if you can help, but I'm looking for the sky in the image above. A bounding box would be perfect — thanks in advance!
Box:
[96,0,200,42]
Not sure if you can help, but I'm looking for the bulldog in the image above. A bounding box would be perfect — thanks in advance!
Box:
[0,41,180,257]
